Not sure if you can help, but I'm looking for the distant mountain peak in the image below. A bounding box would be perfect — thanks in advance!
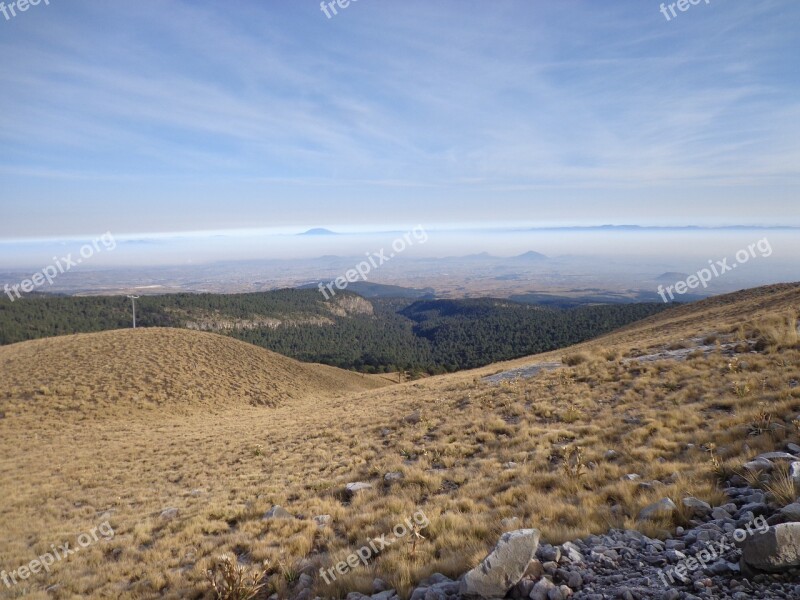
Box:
[656,272,689,281]
[514,250,548,260]
[300,228,338,236]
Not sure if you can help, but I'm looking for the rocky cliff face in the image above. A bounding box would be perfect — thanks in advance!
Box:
[178,295,374,331]
[325,295,374,318]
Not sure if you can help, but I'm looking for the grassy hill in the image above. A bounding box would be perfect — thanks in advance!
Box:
[0,283,798,599]
[0,327,388,416]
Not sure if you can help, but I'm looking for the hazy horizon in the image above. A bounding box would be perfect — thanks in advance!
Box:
[2,1,799,241]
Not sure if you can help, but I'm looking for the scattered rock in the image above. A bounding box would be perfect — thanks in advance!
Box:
[790,462,800,486]
[345,482,373,496]
[779,503,800,522]
[160,507,179,520]
[313,514,332,527]
[403,411,421,425]
[523,558,544,579]
[339,448,800,600]
[682,496,712,518]
[744,457,775,473]
[263,505,293,520]
[712,506,732,520]
[537,544,561,563]
[297,573,313,589]
[757,452,799,462]
[384,472,404,483]
[560,541,584,564]
[637,497,677,521]
[529,577,556,600]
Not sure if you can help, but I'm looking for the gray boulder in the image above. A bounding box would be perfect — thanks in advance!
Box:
[743,457,774,473]
[779,503,800,522]
[757,452,798,461]
[529,577,556,600]
[459,529,541,598]
[637,498,677,521]
[741,523,800,572]
[682,497,712,518]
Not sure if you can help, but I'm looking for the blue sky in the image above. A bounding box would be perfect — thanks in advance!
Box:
[0,0,798,241]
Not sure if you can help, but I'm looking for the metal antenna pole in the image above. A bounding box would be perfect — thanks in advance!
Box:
[127,295,140,329]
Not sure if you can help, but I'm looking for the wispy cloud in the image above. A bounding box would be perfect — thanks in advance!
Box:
[0,0,798,237]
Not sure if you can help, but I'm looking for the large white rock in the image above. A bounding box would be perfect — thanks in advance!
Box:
[459,529,541,598]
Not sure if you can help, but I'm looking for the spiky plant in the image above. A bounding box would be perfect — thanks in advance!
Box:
[206,555,268,600]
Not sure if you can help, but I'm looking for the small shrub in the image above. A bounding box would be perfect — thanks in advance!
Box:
[560,404,583,424]
[748,406,773,436]
[733,380,752,398]
[561,447,586,479]
[751,312,799,353]
[740,467,766,490]
[562,353,589,367]
[206,555,268,600]
[765,464,798,507]
[599,347,620,362]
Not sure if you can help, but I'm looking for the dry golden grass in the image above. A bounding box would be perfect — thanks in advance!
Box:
[0,327,388,413]
[0,284,799,599]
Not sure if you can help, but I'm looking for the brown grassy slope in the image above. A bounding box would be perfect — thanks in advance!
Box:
[474,282,800,377]
[0,284,798,600]
[0,327,388,414]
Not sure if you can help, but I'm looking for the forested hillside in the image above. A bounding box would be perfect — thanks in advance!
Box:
[0,290,670,374]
